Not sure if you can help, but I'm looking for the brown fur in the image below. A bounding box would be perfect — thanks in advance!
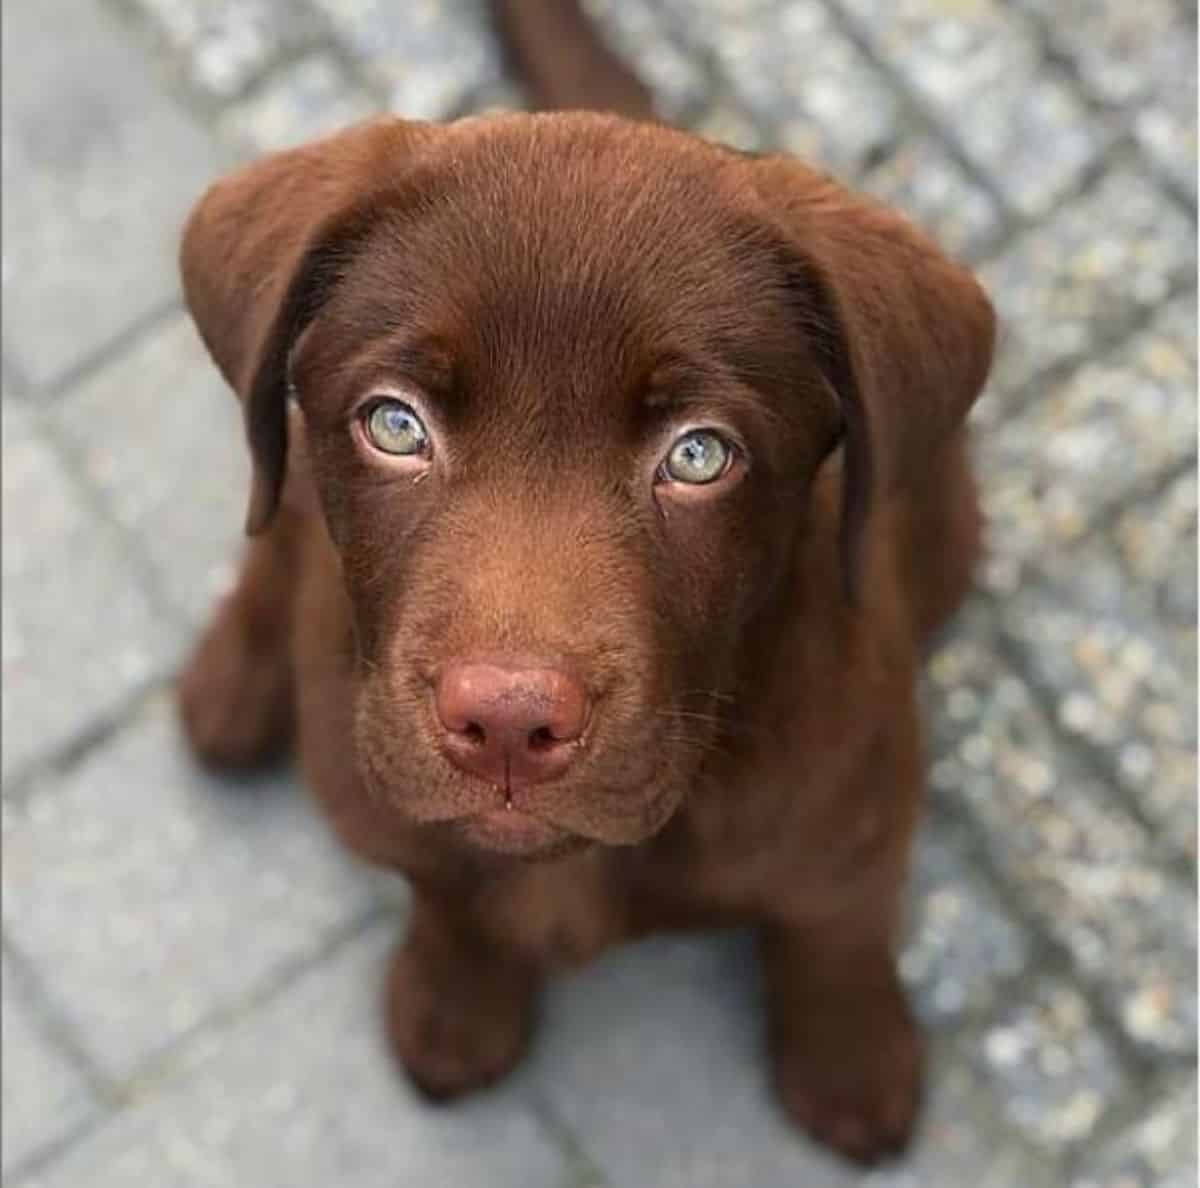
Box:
[176,2,994,1165]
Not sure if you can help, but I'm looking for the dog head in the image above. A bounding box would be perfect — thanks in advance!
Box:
[181,113,993,858]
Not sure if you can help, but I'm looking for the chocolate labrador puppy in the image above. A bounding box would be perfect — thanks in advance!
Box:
[177,0,994,1164]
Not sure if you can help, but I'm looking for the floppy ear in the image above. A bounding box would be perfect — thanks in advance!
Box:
[748,158,996,603]
[179,117,434,534]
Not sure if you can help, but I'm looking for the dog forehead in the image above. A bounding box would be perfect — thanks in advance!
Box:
[321,141,789,385]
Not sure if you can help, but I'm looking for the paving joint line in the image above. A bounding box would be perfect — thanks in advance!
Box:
[1007,0,1200,217]
[816,0,1024,224]
[924,616,1180,1083]
[1,932,121,1107]
[928,777,1170,1090]
[986,594,1199,888]
[30,402,189,638]
[1060,1063,1194,1178]
[975,269,1197,427]
[3,353,34,399]
[526,1089,612,1188]
[29,296,185,404]
[114,905,391,1107]
[1080,452,1198,546]
[4,907,390,1186]
[4,1109,117,1188]
[3,679,173,806]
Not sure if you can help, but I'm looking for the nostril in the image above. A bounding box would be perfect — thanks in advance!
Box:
[462,720,486,746]
[527,725,557,752]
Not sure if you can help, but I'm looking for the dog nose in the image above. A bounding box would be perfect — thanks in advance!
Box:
[434,660,589,787]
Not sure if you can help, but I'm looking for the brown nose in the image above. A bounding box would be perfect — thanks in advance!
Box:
[434,660,589,788]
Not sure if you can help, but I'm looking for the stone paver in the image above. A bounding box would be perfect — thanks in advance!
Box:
[528,931,855,1188]
[1138,94,1199,201]
[46,316,250,630]
[130,0,328,99]
[997,574,1197,865]
[978,296,1197,590]
[1013,0,1194,108]
[856,1047,1063,1188]
[313,0,503,119]
[691,0,906,178]
[12,925,566,1188]
[838,0,1108,215]
[583,0,714,122]
[219,54,378,153]
[977,977,1128,1153]
[1,0,222,389]
[2,401,178,784]
[900,822,1032,1027]
[3,0,1195,1185]
[1,959,97,1180]
[1072,1079,1199,1188]
[862,135,1006,261]
[978,168,1195,407]
[2,699,377,1081]
[927,628,1196,1059]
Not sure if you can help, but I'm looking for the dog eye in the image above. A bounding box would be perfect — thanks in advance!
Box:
[363,399,430,457]
[660,429,733,485]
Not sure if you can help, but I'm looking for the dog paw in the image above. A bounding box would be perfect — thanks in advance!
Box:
[771,978,923,1164]
[384,935,536,1101]
[177,595,293,771]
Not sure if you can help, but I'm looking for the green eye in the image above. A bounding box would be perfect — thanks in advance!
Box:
[662,429,733,485]
[364,399,429,457]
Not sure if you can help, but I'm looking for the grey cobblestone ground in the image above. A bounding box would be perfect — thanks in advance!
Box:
[2,0,1195,1184]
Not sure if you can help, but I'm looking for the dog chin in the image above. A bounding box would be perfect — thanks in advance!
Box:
[446,810,593,861]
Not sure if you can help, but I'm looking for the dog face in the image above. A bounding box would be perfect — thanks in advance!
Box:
[181,113,993,858]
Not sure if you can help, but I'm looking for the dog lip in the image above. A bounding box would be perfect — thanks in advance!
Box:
[453,807,579,855]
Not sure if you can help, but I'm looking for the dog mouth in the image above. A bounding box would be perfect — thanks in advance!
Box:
[356,695,703,855]
[446,808,588,859]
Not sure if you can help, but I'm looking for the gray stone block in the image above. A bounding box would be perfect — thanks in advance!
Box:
[16,925,566,1188]
[528,931,854,1188]
[219,55,378,154]
[838,0,1106,214]
[977,297,1198,595]
[690,91,773,153]
[1,401,178,784]
[1072,1078,1197,1188]
[902,822,1032,1027]
[1012,0,1195,107]
[131,0,328,98]
[1,699,378,1082]
[862,135,1006,261]
[1108,468,1198,644]
[529,925,1056,1187]
[977,978,1128,1152]
[996,572,1197,865]
[926,628,1197,1058]
[583,0,715,122]
[687,0,903,178]
[977,171,1195,405]
[1,961,97,1180]
[47,312,249,630]
[312,0,503,120]
[855,1044,1064,1188]
[1,0,222,389]
[1138,95,1199,201]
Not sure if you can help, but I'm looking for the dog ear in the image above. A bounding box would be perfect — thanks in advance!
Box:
[748,158,996,603]
[180,117,434,534]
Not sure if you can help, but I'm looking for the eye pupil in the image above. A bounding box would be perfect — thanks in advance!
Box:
[664,430,731,485]
[365,399,429,457]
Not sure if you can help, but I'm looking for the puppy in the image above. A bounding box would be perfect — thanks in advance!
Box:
[176,0,994,1164]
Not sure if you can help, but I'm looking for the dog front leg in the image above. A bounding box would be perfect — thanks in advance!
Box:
[758,711,925,1165]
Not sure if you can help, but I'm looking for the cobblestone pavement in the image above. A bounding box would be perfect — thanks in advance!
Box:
[3,0,1196,1184]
